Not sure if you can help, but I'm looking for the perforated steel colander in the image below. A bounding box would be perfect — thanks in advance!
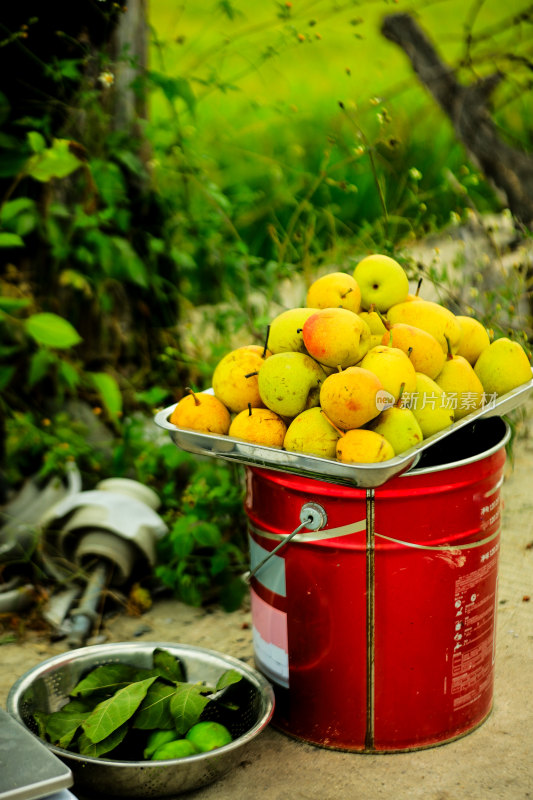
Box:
[6,642,275,798]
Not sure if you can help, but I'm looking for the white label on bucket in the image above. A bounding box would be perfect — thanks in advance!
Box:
[249,536,287,596]
[250,588,289,688]
[450,548,499,710]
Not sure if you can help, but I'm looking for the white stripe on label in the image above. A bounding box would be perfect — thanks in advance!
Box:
[251,588,289,687]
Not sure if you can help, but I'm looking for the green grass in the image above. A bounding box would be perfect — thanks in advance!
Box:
[148,0,531,127]
[144,0,533,297]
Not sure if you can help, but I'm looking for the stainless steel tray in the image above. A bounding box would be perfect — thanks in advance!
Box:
[154,375,533,488]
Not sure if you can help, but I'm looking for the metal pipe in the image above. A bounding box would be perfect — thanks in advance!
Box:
[67,561,110,648]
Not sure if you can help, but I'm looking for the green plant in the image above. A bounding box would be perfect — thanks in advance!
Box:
[153,459,248,612]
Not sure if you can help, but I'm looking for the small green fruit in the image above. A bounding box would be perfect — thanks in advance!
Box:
[151,739,198,760]
[143,729,179,759]
[185,721,232,752]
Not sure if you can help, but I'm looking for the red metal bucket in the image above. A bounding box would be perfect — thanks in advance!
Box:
[245,417,509,752]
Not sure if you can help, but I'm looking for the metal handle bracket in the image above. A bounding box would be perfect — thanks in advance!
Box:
[243,502,328,584]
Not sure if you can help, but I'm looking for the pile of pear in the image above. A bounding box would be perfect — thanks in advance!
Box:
[169,254,532,465]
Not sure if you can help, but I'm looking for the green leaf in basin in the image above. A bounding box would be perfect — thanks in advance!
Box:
[170,684,210,735]
[153,648,186,683]
[77,723,128,757]
[82,676,157,744]
[44,699,93,749]
[215,669,243,692]
[71,664,138,699]
[132,681,176,730]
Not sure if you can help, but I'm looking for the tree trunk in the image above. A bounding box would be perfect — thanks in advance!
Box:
[110,0,149,134]
[381,13,533,229]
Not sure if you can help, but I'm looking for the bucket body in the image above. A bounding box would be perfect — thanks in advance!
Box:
[245,418,509,752]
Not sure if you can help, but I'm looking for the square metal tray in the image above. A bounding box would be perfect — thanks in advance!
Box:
[154,374,533,488]
[0,708,73,800]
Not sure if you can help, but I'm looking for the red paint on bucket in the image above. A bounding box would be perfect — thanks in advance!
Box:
[245,418,508,751]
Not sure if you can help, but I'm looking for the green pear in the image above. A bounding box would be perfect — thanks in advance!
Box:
[474,337,532,397]
[258,352,327,418]
[367,405,423,455]
[352,254,409,311]
[387,299,461,354]
[410,373,455,438]
[284,407,341,459]
[435,352,484,420]
[359,306,388,348]
[267,308,317,354]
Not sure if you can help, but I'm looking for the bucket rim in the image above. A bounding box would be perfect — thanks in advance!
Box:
[404,418,511,478]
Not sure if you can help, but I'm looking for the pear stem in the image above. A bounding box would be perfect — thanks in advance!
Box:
[341,287,353,298]
[444,335,453,360]
[185,387,201,406]
[248,403,253,417]
[415,277,423,297]
[262,325,270,358]
[396,382,406,407]
[376,309,391,331]
[245,371,259,378]
[406,346,414,360]
[320,410,346,437]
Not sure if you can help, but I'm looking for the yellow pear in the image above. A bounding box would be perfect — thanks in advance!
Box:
[359,306,388,348]
[360,345,417,401]
[170,390,231,435]
[306,271,361,313]
[474,337,532,397]
[302,307,371,368]
[410,373,455,438]
[336,429,395,464]
[404,277,424,302]
[367,403,423,455]
[435,353,484,420]
[352,254,409,311]
[319,367,384,430]
[283,407,341,459]
[212,345,269,413]
[387,299,461,354]
[456,315,491,365]
[267,307,317,354]
[380,322,445,380]
[229,407,287,447]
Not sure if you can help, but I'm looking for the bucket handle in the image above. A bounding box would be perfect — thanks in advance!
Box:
[242,502,327,584]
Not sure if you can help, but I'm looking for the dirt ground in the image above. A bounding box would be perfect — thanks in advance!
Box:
[1,409,532,800]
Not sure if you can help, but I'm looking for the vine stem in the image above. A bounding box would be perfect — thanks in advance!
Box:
[338,101,389,229]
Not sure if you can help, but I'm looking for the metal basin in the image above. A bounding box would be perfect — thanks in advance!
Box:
[6,642,275,798]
